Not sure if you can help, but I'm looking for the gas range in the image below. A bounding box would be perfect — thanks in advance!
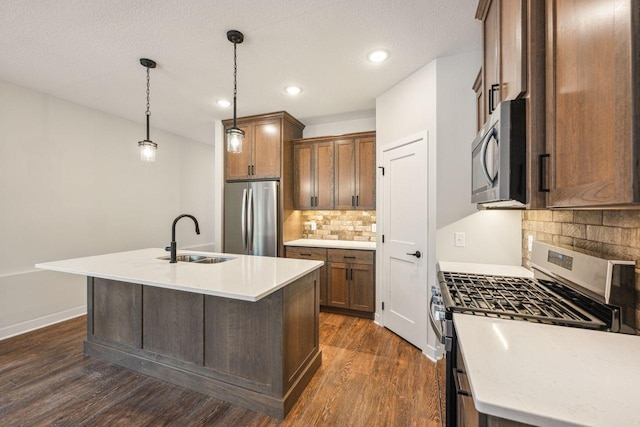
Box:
[438,271,615,331]
[433,241,637,427]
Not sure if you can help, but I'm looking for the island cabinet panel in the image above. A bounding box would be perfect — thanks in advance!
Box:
[92,278,141,348]
[283,270,319,391]
[204,292,283,394]
[84,270,321,420]
[142,287,204,365]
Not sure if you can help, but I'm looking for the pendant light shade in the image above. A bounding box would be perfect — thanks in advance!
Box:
[226,30,245,153]
[138,58,157,162]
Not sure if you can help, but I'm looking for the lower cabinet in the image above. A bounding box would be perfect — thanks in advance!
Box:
[285,247,328,305]
[327,249,375,314]
[285,246,375,317]
[456,343,533,427]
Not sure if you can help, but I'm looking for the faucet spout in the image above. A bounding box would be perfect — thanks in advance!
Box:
[167,214,201,263]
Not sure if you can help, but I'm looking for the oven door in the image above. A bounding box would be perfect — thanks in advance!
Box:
[471,123,500,204]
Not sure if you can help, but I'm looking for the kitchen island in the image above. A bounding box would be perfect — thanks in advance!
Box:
[36,248,324,419]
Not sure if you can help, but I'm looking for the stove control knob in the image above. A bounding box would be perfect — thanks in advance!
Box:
[432,296,443,305]
[434,308,446,321]
[431,286,442,297]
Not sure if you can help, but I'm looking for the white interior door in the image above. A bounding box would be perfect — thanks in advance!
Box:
[381,134,428,350]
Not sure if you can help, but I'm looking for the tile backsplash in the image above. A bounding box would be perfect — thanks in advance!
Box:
[300,210,376,241]
[521,210,640,329]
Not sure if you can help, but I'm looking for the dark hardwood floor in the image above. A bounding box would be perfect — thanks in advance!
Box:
[0,313,445,426]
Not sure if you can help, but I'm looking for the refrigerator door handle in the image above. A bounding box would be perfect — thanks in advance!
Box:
[247,187,254,253]
[241,188,248,252]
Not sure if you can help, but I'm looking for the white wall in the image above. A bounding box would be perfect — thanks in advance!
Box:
[375,51,523,360]
[0,80,215,339]
[302,115,375,138]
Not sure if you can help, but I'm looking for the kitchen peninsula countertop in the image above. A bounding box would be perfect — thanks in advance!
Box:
[284,238,376,251]
[36,248,323,301]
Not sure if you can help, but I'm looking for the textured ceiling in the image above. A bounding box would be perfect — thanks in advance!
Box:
[0,0,481,143]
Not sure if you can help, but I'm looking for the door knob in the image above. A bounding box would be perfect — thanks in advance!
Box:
[406,251,422,258]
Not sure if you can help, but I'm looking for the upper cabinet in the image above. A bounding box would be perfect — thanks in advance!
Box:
[475,0,546,209]
[477,0,527,122]
[544,0,640,208]
[292,131,376,211]
[223,112,304,181]
[293,140,334,210]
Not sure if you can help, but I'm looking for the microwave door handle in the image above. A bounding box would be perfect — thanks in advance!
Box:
[480,129,495,187]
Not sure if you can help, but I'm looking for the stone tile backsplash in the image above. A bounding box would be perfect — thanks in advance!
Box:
[521,210,640,329]
[300,210,376,241]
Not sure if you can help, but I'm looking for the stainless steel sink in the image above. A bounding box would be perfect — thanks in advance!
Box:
[157,254,234,264]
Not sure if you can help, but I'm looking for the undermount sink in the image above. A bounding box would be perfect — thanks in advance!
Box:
[157,254,234,264]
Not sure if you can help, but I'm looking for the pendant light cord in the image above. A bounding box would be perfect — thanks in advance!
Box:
[145,66,151,140]
[233,41,238,128]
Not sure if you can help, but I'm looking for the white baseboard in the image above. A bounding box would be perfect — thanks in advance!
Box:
[423,344,443,362]
[0,305,87,341]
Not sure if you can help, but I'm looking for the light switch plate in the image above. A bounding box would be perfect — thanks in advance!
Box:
[371,223,377,232]
[527,235,534,252]
[454,232,465,247]
[310,221,317,231]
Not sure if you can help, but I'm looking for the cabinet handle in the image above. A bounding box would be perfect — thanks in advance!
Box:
[538,154,550,192]
[489,84,500,114]
[343,256,356,259]
[310,197,314,207]
[488,87,493,114]
[346,268,349,280]
[356,195,359,206]
[351,195,355,207]
[454,369,470,396]
[300,253,312,256]
[248,165,251,176]
[251,165,255,175]
[314,196,318,207]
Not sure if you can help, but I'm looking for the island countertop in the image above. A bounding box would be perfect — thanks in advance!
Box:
[36,248,323,302]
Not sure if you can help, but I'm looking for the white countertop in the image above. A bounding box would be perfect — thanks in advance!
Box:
[36,248,323,302]
[454,314,640,427]
[284,238,376,251]
[438,261,533,278]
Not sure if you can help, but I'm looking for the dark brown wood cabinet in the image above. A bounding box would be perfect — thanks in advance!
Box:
[544,0,640,208]
[456,343,532,427]
[477,0,527,121]
[335,135,376,210]
[285,246,328,305]
[292,131,376,211]
[224,112,304,181]
[327,249,375,314]
[293,141,334,210]
[475,0,547,209]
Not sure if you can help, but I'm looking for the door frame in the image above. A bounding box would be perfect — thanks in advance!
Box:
[375,130,438,361]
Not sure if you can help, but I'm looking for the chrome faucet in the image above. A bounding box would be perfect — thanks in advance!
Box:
[166,214,200,263]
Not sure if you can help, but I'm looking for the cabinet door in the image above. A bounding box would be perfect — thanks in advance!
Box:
[500,0,526,101]
[355,137,376,209]
[334,139,356,209]
[225,124,252,180]
[546,0,637,207]
[473,69,484,132]
[483,0,500,119]
[315,141,335,209]
[253,120,281,179]
[349,263,374,312]
[327,262,349,308]
[293,144,314,209]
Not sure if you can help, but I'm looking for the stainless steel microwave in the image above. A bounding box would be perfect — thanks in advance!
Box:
[471,99,526,207]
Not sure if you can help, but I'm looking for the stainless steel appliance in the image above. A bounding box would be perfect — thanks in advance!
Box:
[432,242,637,427]
[224,181,278,256]
[471,99,526,207]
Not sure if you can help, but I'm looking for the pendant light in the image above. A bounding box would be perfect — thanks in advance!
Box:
[226,30,245,154]
[138,58,157,162]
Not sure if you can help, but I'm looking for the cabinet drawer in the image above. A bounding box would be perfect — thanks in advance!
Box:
[285,247,327,261]
[327,249,373,265]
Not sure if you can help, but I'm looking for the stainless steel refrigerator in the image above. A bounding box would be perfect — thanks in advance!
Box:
[224,181,279,256]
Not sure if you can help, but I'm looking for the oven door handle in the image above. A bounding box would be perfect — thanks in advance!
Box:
[429,297,445,344]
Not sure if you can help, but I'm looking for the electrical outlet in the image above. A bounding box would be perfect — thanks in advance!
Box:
[527,235,534,252]
[454,232,465,247]
[310,221,317,231]
[371,223,377,232]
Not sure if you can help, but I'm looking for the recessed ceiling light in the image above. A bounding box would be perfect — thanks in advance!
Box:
[284,86,302,96]
[367,50,389,63]
[217,99,231,108]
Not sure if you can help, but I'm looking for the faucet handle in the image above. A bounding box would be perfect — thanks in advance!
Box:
[165,246,171,252]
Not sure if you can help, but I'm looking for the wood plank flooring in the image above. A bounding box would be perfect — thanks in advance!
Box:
[0,313,445,426]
